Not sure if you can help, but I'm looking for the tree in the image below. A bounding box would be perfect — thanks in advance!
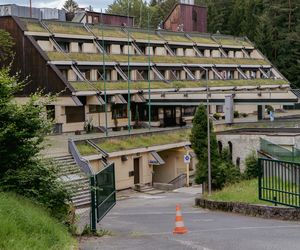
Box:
[0,28,72,222]
[190,105,219,188]
[107,0,149,28]
[0,65,70,221]
[0,29,14,65]
[190,105,240,189]
[63,0,79,13]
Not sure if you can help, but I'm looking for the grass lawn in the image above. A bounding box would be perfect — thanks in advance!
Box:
[46,23,90,36]
[204,179,272,205]
[0,192,75,250]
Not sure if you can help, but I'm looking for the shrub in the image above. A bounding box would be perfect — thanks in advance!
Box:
[265,105,274,114]
[1,160,71,222]
[234,110,240,118]
[241,113,248,118]
[243,151,258,179]
[213,113,221,120]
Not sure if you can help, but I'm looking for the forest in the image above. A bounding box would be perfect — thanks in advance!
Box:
[107,0,300,88]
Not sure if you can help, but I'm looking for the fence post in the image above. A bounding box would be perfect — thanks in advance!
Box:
[258,158,262,200]
[90,175,97,232]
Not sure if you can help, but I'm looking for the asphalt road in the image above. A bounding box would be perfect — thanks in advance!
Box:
[79,189,300,250]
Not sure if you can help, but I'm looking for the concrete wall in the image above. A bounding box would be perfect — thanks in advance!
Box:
[37,40,53,51]
[216,133,300,171]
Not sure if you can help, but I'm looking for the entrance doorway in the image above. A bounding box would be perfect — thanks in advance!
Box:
[164,107,176,127]
[134,158,140,184]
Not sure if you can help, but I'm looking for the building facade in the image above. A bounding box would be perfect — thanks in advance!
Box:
[0,15,297,133]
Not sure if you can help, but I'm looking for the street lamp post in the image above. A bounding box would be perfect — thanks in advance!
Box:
[199,66,211,195]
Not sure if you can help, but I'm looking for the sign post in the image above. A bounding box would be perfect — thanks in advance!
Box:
[184,154,191,187]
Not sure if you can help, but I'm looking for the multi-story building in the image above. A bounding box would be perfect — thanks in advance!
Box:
[0,12,297,133]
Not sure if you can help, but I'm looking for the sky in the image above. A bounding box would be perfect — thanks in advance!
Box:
[2,0,118,11]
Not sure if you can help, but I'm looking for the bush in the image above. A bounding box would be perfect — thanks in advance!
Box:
[234,110,240,118]
[243,151,258,179]
[213,113,221,120]
[1,160,71,222]
[241,113,248,118]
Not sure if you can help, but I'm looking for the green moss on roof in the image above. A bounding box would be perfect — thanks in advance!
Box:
[90,26,128,39]
[46,23,90,35]
[214,37,252,47]
[23,20,47,32]
[129,31,161,41]
[47,51,110,61]
[161,34,192,43]
[91,129,190,153]
[70,79,288,91]
[47,51,268,65]
[189,36,217,45]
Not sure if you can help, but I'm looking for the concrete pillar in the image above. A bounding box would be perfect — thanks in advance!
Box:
[234,71,239,80]
[111,69,118,81]
[123,45,135,55]
[131,70,137,81]
[204,49,210,57]
[195,70,201,80]
[185,48,195,57]
[176,48,184,56]
[69,42,79,53]
[90,69,97,81]
[111,44,121,54]
[228,51,234,58]
[82,43,97,53]
[209,70,214,80]
[235,51,243,58]
[211,50,221,57]
[145,46,154,56]
[155,47,167,56]
[164,70,170,80]
[67,69,77,81]
[180,70,186,80]
[245,70,250,78]
[149,70,155,80]
[256,71,261,79]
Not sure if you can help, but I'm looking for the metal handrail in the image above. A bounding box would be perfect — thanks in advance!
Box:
[68,139,94,175]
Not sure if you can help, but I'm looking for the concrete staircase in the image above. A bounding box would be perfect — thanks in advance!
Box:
[51,155,91,208]
[134,184,165,195]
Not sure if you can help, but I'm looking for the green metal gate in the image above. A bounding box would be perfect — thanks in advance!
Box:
[258,158,300,208]
[90,162,116,231]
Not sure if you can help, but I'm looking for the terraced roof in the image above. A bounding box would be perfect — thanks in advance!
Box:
[47,51,269,65]
[70,79,288,91]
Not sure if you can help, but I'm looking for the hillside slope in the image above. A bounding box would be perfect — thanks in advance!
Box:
[0,192,75,250]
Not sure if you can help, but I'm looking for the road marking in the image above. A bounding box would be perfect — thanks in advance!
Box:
[172,239,212,250]
[143,225,300,236]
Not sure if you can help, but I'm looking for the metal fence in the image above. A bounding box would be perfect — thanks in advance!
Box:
[258,158,300,208]
[260,138,300,163]
[91,162,116,231]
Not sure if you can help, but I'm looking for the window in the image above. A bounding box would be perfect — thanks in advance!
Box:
[183,107,196,117]
[112,104,127,119]
[143,107,159,121]
[78,42,83,53]
[89,105,105,113]
[216,105,223,113]
[65,106,85,123]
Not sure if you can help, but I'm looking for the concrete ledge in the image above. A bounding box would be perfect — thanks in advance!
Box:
[195,198,300,221]
[153,182,175,191]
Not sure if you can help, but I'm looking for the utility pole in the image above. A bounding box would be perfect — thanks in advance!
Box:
[29,0,32,18]
[199,66,211,195]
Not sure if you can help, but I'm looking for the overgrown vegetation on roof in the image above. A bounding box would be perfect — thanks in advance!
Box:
[188,36,217,45]
[23,21,47,33]
[77,129,190,155]
[161,34,192,43]
[129,31,161,41]
[90,26,128,38]
[46,23,90,35]
[214,37,251,47]
[70,79,288,91]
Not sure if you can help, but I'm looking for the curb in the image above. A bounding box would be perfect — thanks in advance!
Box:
[195,198,300,221]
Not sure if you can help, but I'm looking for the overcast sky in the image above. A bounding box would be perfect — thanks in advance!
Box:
[2,0,120,11]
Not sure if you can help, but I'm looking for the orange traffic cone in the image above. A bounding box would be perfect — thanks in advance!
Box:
[173,204,188,234]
